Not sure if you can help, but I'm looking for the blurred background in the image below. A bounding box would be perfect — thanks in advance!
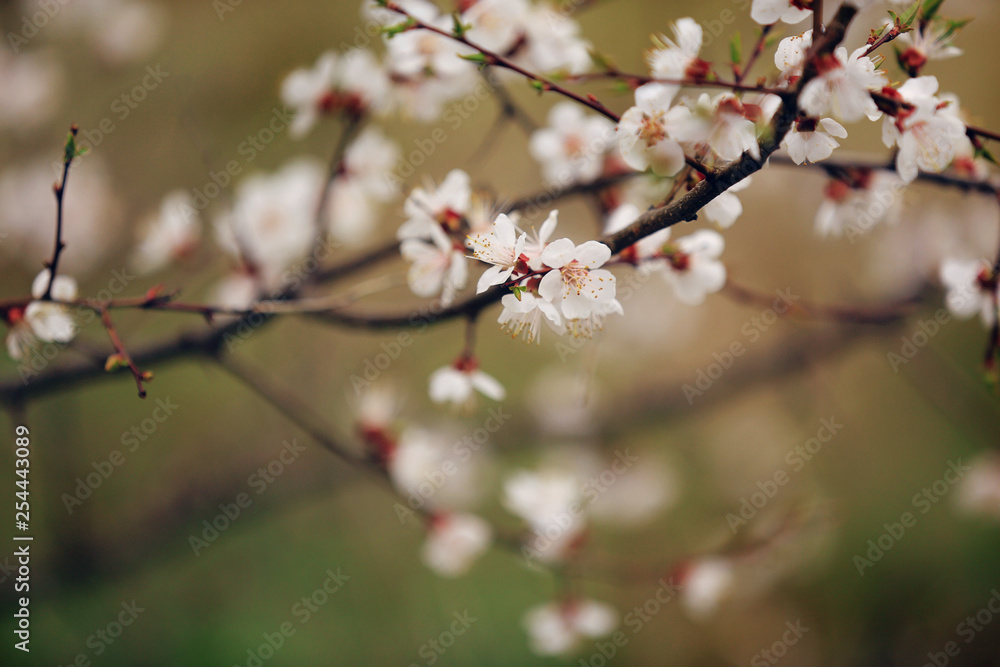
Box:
[2,0,1000,665]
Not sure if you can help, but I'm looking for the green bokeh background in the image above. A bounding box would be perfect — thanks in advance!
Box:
[2,0,1000,665]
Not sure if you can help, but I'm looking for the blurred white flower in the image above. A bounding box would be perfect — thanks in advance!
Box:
[702,178,752,228]
[282,49,390,138]
[751,0,811,25]
[774,30,812,82]
[523,599,618,656]
[325,127,400,245]
[530,103,615,185]
[662,230,727,305]
[398,170,472,240]
[421,512,493,577]
[130,191,201,275]
[389,427,482,509]
[0,47,62,131]
[7,270,79,361]
[680,557,735,619]
[799,47,886,123]
[462,0,531,54]
[666,93,759,164]
[939,258,997,327]
[214,159,323,290]
[956,454,1000,520]
[647,18,706,80]
[428,358,506,406]
[520,5,592,75]
[401,224,468,305]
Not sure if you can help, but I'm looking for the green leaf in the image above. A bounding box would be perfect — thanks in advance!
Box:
[458,52,488,63]
[589,48,616,72]
[921,0,945,21]
[899,0,922,27]
[511,285,527,300]
[380,18,415,38]
[451,13,472,38]
[528,79,545,94]
[729,32,742,66]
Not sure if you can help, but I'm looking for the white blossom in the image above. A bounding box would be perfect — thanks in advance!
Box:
[882,77,969,183]
[647,18,705,80]
[617,83,686,176]
[799,47,887,123]
[538,239,622,331]
[398,170,472,240]
[428,359,506,406]
[326,127,400,245]
[421,513,493,577]
[668,93,759,164]
[939,258,996,327]
[520,6,592,75]
[7,270,79,360]
[282,49,390,138]
[783,117,848,164]
[530,103,615,185]
[774,30,812,81]
[702,179,752,228]
[751,0,811,25]
[662,230,727,305]
[523,599,618,656]
[401,223,468,305]
[467,213,527,294]
[497,292,565,343]
[680,557,735,619]
[130,191,200,274]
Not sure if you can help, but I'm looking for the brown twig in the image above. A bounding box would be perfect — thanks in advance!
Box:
[98,308,149,399]
[383,1,620,122]
[42,125,79,300]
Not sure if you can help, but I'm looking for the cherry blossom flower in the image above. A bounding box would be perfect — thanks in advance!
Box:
[896,19,964,76]
[529,103,615,185]
[325,127,400,245]
[7,270,79,361]
[214,159,323,291]
[702,178,752,228]
[383,0,475,78]
[661,230,727,305]
[467,213,527,293]
[401,223,468,305]
[521,5,593,75]
[428,357,506,406]
[782,117,848,164]
[497,292,565,343]
[955,454,1000,520]
[282,49,390,138]
[603,203,669,263]
[668,93,759,164]
[0,158,123,276]
[398,170,472,240]
[617,83,686,176]
[799,47,887,123]
[462,0,531,54]
[538,239,622,331]
[751,0,811,26]
[130,191,201,275]
[523,599,618,655]
[0,47,63,131]
[647,18,707,81]
[814,169,903,238]
[521,210,560,271]
[421,512,493,577]
[678,557,735,619]
[939,258,997,327]
[774,30,812,82]
[389,427,482,507]
[503,467,587,562]
[881,77,969,183]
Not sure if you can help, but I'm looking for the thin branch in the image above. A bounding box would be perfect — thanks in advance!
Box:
[384,1,619,122]
[812,0,824,37]
[98,308,149,399]
[42,125,79,300]
[722,279,921,325]
[314,113,365,250]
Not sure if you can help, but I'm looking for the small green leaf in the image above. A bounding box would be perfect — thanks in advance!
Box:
[921,0,945,21]
[899,0,922,27]
[511,285,527,300]
[729,32,742,66]
[528,79,545,93]
[458,52,488,63]
[589,48,615,72]
[380,18,415,38]
[451,13,472,38]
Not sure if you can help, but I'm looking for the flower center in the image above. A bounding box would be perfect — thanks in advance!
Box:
[638,112,667,147]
